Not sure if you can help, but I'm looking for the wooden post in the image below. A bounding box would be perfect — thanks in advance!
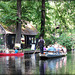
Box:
[5,33,7,49]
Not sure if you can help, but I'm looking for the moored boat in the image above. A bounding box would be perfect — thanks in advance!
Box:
[39,52,67,58]
[0,53,24,56]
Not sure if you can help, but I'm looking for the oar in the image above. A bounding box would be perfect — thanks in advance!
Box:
[33,45,39,54]
[33,49,37,54]
[31,49,37,60]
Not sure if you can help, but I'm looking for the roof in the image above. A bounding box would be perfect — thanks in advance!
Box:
[0,22,38,35]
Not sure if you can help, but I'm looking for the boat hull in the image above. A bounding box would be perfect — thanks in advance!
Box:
[39,53,67,58]
[0,53,24,56]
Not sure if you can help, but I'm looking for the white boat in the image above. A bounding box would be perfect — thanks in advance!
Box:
[39,52,67,58]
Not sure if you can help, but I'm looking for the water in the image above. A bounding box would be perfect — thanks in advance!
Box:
[0,51,75,75]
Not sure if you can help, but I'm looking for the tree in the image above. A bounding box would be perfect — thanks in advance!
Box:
[0,0,75,49]
[40,0,45,38]
[15,0,21,48]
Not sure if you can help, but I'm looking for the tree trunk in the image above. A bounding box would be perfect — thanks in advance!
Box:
[40,0,45,38]
[15,0,21,48]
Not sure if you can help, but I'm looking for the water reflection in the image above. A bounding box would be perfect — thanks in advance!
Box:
[0,53,68,75]
[0,56,24,75]
[39,60,47,75]
[24,54,38,74]
[39,56,67,74]
[48,56,67,70]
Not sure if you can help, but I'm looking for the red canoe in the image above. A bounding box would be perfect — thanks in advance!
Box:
[0,53,24,56]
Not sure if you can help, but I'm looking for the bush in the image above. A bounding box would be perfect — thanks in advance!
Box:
[45,36,56,46]
[57,33,72,51]
[45,33,73,51]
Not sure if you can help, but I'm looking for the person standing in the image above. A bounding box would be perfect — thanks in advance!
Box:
[38,37,45,54]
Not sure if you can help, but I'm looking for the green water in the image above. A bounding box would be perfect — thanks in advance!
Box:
[0,51,75,75]
[38,51,75,75]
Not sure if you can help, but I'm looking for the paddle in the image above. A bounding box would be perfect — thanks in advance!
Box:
[33,49,37,54]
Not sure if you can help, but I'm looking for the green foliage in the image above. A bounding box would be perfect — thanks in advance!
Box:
[0,1,17,26]
[57,33,72,50]
[44,36,56,46]
[0,1,75,32]
[45,1,75,37]
[0,0,75,49]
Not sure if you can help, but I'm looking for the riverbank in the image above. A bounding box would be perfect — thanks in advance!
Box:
[0,48,73,54]
[23,50,40,54]
[0,48,40,54]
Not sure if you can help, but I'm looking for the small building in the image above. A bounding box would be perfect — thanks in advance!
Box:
[0,22,38,49]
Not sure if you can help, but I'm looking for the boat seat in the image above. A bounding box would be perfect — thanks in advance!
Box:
[48,51,54,53]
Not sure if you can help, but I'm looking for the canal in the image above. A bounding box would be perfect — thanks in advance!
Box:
[0,51,75,75]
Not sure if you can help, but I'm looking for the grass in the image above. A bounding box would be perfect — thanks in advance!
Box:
[23,48,31,51]
[0,48,40,51]
[22,48,39,51]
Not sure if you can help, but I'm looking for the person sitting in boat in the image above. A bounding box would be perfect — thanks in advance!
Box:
[0,50,1,53]
[62,46,67,53]
[60,45,64,53]
[54,42,59,51]
[14,47,18,53]
[56,45,65,54]
[43,46,47,51]
[46,44,51,50]
[48,45,56,53]
[0,50,3,53]
[5,48,9,54]
[56,45,62,54]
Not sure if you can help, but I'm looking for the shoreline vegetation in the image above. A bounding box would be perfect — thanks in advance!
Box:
[0,48,39,51]
[0,48,73,52]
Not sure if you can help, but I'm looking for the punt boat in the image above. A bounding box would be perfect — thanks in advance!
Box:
[39,52,67,58]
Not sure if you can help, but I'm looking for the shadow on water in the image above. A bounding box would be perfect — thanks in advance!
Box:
[0,51,75,75]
